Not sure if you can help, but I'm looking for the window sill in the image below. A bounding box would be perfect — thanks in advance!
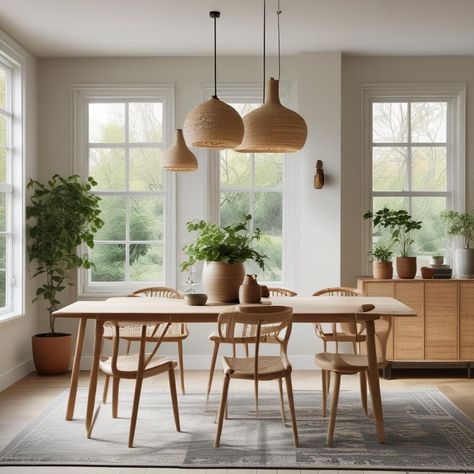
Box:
[0,311,25,325]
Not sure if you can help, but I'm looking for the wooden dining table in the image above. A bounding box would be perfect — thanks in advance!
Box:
[53,295,416,444]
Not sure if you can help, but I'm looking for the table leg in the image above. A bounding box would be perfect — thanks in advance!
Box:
[66,317,87,421]
[365,319,384,443]
[86,319,104,437]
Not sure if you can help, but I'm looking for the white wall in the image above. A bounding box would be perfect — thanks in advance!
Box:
[0,29,38,390]
[37,53,342,368]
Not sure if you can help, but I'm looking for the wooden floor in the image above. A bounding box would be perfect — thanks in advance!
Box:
[0,369,473,474]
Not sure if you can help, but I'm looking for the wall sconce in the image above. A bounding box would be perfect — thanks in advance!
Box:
[313,160,324,189]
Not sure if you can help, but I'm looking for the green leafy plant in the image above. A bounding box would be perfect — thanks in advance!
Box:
[180,214,267,272]
[369,242,394,263]
[363,208,422,257]
[441,210,474,249]
[27,175,104,334]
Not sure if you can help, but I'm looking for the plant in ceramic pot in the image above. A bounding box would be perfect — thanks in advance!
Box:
[441,210,474,277]
[369,242,394,279]
[180,214,267,303]
[364,208,422,279]
[27,175,103,374]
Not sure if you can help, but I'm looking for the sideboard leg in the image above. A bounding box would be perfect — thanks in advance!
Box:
[468,363,472,379]
[382,363,392,380]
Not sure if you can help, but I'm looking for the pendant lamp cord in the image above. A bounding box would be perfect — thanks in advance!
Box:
[277,0,281,81]
[263,0,266,103]
[213,14,217,98]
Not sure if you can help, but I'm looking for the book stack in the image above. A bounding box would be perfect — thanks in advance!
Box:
[429,264,453,279]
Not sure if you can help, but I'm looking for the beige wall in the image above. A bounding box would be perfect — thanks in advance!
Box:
[0,30,38,390]
[341,55,473,287]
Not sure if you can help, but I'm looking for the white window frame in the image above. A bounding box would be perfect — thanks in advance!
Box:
[205,84,296,288]
[361,83,466,275]
[73,84,176,297]
[0,47,24,322]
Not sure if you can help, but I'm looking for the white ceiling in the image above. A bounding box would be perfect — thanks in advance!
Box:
[1,0,474,58]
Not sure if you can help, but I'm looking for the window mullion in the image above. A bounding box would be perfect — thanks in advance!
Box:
[407,100,413,215]
[124,102,130,283]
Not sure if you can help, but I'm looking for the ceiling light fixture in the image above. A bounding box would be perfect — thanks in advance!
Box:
[237,0,307,153]
[162,128,198,171]
[183,11,244,149]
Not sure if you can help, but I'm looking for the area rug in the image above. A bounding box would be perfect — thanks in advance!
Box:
[1,388,473,471]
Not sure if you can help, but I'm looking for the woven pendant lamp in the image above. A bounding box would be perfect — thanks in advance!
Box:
[162,129,198,171]
[183,11,244,149]
[237,0,307,153]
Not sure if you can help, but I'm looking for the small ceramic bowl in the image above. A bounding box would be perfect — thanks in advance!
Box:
[420,267,435,279]
[184,293,208,306]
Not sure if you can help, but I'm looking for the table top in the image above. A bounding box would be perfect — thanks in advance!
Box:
[53,296,416,323]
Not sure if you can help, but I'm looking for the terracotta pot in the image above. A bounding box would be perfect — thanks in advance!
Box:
[396,256,417,279]
[420,266,435,279]
[202,261,245,303]
[239,274,262,304]
[32,332,72,375]
[372,261,393,279]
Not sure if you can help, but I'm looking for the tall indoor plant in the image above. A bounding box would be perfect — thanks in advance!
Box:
[181,214,267,303]
[364,208,422,279]
[27,175,103,374]
[441,210,474,277]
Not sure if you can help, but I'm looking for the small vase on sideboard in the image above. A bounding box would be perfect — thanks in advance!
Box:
[454,248,474,278]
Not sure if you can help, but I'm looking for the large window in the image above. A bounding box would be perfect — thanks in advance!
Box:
[362,85,465,272]
[74,87,175,295]
[217,103,285,283]
[0,54,23,319]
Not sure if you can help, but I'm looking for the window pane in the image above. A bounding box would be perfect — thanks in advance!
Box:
[372,102,408,143]
[411,197,447,257]
[220,150,252,187]
[0,193,6,232]
[0,234,5,268]
[129,148,163,191]
[0,147,6,183]
[220,192,249,227]
[90,244,125,282]
[130,197,163,241]
[411,147,447,191]
[0,115,8,148]
[372,147,408,191]
[254,192,282,235]
[89,103,125,143]
[246,235,282,283]
[129,102,162,143]
[89,148,125,190]
[130,243,163,281]
[230,103,260,116]
[0,68,6,110]
[411,102,447,143]
[94,196,126,240]
[255,154,283,188]
[0,270,5,308]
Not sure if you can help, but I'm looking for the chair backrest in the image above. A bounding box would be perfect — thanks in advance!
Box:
[131,287,183,299]
[268,287,297,297]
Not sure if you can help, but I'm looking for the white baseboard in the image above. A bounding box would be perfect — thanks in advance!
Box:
[0,359,35,392]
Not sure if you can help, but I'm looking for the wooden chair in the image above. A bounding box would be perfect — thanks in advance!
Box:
[315,304,376,446]
[95,320,180,447]
[103,287,188,400]
[214,305,298,448]
[206,287,297,399]
[312,287,367,415]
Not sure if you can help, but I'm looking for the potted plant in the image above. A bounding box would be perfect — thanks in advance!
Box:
[441,210,474,278]
[180,214,267,303]
[27,175,103,374]
[369,242,394,279]
[364,208,422,279]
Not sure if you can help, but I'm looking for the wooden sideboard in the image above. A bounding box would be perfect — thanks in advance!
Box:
[357,277,474,377]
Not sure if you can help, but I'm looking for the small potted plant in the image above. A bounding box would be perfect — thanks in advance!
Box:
[364,208,422,279]
[180,214,267,303]
[27,175,103,374]
[441,210,474,278]
[369,242,394,279]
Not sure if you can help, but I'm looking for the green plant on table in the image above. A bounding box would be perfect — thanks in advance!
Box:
[27,175,104,334]
[441,210,474,249]
[363,208,422,257]
[180,214,267,272]
[369,242,394,263]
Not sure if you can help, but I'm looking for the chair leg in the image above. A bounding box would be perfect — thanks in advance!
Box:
[128,372,144,448]
[244,343,249,357]
[278,377,286,423]
[112,377,120,418]
[327,372,341,447]
[126,340,132,355]
[207,342,220,401]
[168,366,181,432]
[254,378,259,419]
[177,340,185,395]
[326,370,331,395]
[102,374,110,404]
[321,369,327,417]
[284,373,299,448]
[232,343,236,358]
[215,375,230,448]
[359,370,368,416]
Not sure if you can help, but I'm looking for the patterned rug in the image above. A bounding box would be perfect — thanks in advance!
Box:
[1,388,473,470]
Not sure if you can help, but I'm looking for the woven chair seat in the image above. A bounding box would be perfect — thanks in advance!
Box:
[317,332,366,343]
[223,355,285,378]
[209,331,279,344]
[315,352,368,373]
[103,322,188,340]
[100,354,176,376]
